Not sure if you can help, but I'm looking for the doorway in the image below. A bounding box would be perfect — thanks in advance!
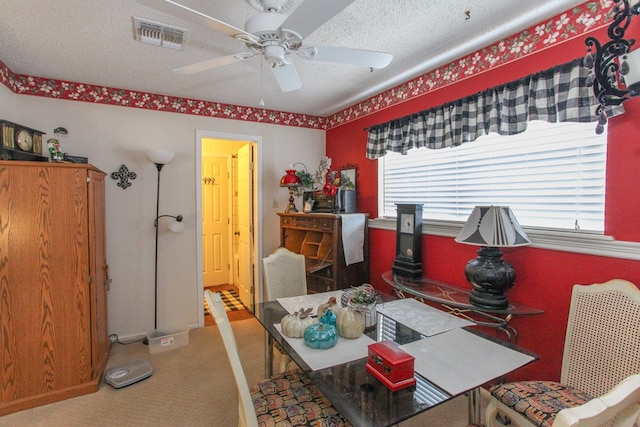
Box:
[195,131,262,327]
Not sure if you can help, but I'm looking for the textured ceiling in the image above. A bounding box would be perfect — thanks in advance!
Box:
[0,0,586,117]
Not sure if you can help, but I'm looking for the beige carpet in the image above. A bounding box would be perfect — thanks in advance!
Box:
[0,318,485,426]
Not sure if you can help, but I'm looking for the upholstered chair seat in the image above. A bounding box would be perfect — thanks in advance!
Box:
[251,369,349,426]
[488,380,593,427]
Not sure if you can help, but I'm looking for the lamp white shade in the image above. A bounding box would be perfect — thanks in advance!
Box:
[168,219,184,233]
[455,206,530,247]
[623,48,640,91]
[146,149,175,165]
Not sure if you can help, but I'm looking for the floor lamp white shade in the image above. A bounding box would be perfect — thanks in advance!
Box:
[168,218,184,233]
[146,149,175,165]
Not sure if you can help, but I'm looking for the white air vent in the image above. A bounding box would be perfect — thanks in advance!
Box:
[133,17,189,50]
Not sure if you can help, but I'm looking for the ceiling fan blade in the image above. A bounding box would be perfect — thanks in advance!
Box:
[280,0,356,40]
[174,52,256,74]
[271,62,302,92]
[136,0,259,44]
[299,46,393,69]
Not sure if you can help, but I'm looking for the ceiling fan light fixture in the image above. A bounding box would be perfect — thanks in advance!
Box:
[263,44,287,67]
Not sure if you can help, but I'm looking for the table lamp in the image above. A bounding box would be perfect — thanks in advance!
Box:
[280,168,302,212]
[455,206,530,309]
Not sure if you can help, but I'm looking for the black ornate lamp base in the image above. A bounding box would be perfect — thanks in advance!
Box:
[464,246,516,310]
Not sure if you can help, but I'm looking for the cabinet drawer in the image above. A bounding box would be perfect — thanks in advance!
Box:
[283,215,334,232]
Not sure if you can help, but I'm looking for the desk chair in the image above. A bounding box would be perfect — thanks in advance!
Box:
[486,279,640,427]
[262,247,307,372]
[205,290,350,427]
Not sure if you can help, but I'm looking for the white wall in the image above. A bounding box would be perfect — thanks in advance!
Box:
[1,86,325,339]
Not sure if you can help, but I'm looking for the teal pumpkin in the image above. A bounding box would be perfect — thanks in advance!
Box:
[319,308,337,325]
[303,323,338,349]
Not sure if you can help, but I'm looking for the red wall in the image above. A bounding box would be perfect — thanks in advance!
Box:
[327,24,640,382]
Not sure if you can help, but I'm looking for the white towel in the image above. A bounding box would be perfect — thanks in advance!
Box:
[340,213,365,266]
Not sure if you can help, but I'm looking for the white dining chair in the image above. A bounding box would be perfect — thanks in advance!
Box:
[262,246,307,372]
[485,279,640,427]
[204,290,350,427]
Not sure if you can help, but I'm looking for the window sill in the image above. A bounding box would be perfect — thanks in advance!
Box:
[370,217,640,261]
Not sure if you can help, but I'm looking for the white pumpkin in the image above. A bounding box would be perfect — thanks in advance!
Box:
[317,296,338,319]
[336,306,365,339]
[281,308,317,338]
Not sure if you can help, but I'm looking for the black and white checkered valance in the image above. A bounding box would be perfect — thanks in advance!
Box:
[366,58,600,159]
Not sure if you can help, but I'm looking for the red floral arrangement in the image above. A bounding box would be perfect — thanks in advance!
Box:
[323,170,340,196]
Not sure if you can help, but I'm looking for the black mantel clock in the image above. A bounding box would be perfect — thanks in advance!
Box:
[392,204,423,279]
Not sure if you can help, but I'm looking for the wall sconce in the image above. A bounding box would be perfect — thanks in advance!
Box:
[455,206,530,310]
[145,149,182,343]
[584,0,640,134]
[279,168,302,213]
[155,214,184,233]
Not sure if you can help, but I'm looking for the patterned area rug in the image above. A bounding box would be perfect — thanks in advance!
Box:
[204,289,245,313]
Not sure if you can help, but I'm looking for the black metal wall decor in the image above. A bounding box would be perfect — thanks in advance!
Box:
[111,164,137,189]
[584,0,640,133]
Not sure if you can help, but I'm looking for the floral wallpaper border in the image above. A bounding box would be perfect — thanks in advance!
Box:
[0,1,612,131]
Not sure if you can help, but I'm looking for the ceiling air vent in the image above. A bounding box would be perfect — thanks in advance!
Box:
[133,17,189,50]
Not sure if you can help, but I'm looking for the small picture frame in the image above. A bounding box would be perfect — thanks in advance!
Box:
[303,198,315,213]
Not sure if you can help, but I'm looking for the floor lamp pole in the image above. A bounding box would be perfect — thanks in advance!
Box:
[153,162,164,331]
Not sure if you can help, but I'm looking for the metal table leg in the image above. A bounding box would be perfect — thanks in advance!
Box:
[468,387,482,426]
[265,332,273,377]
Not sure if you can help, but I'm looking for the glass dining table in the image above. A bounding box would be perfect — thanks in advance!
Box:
[256,291,538,427]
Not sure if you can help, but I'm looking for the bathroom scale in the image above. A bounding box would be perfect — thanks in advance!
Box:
[104,359,153,389]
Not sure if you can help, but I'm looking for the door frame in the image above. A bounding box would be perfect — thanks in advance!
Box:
[195,130,263,327]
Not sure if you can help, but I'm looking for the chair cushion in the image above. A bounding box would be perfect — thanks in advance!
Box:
[251,369,351,426]
[489,381,593,427]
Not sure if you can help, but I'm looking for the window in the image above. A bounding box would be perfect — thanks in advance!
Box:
[378,120,607,232]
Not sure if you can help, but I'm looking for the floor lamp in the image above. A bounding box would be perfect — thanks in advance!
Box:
[145,149,183,343]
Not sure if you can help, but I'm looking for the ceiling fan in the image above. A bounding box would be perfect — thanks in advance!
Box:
[136,0,393,92]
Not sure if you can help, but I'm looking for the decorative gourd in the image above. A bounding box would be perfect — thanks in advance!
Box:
[281,307,316,338]
[317,296,338,319]
[336,306,366,339]
[319,308,337,325]
[303,323,338,349]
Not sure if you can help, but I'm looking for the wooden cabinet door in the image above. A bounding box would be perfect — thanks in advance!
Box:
[88,169,109,379]
[0,165,91,403]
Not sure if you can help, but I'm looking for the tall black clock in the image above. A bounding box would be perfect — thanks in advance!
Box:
[392,204,423,279]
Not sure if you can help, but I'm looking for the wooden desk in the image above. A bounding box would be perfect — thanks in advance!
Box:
[382,271,543,344]
[279,212,369,293]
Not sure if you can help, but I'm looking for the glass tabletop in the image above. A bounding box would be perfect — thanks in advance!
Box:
[256,298,538,427]
[256,300,450,427]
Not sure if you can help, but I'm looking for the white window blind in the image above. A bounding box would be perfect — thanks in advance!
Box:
[379,120,607,232]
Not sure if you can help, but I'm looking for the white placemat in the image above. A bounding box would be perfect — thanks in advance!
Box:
[274,323,374,371]
[375,298,473,337]
[277,290,344,315]
[400,328,535,396]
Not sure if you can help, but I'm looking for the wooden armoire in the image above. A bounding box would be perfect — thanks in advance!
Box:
[0,161,110,415]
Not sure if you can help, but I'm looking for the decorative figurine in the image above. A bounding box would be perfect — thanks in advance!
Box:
[47,138,63,162]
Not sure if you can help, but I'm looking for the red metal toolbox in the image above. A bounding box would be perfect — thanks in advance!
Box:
[366,341,416,391]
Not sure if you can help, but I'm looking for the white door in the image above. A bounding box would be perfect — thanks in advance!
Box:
[236,145,253,308]
[202,156,230,286]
